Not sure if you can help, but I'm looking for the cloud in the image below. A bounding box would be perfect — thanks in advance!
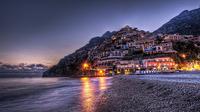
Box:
[0,62,48,72]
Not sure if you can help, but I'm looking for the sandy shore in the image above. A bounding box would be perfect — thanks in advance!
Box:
[95,76,200,112]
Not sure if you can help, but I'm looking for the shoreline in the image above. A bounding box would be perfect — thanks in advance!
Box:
[43,70,200,78]
[95,76,200,112]
[133,70,200,75]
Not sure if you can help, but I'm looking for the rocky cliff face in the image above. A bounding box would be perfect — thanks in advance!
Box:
[43,31,115,77]
[154,8,200,35]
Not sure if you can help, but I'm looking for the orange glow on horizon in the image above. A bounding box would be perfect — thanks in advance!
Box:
[1,53,58,66]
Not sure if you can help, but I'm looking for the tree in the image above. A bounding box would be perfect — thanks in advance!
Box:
[173,41,200,62]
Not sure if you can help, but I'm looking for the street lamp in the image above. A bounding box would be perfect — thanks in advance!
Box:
[82,62,90,76]
[180,54,187,59]
[83,63,89,69]
[98,69,105,76]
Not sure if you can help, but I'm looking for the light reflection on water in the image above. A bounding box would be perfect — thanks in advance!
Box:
[99,77,107,90]
[80,77,110,112]
[81,77,94,112]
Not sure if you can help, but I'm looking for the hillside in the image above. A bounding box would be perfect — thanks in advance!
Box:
[43,31,115,77]
[154,8,200,35]
[44,8,200,77]
[43,26,150,77]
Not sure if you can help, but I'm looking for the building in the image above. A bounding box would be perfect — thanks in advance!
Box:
[144,45,163,54]
[142,57,176,71]
[115,60,140,74]
[144,40,177,54]
[135,38,156,51]
[163,34,182,42]
[94,50,124,71]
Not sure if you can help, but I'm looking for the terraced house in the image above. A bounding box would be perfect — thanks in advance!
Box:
[86,26,200,75]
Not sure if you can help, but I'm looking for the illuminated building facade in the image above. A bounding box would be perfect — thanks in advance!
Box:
[142,57,176,71]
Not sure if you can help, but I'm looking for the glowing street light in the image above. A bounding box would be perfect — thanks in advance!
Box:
[83,63,89,69]
[82,62,90,70]
[99,70,103,74]
[82,62,91,76]
[98,69,105,76]
[181,54,187,59]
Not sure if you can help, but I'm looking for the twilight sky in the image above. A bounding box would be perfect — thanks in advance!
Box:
[0,0,199,66]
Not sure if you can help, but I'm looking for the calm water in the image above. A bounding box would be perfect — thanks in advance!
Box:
[0,77,112,112]
[0,72,43,78]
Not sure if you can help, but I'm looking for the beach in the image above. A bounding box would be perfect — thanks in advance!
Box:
[1,74,200,112]
[96,75,200,112]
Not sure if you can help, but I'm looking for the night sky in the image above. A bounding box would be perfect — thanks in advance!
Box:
[0,0,199,66]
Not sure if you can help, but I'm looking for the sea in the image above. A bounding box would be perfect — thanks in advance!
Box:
[0,73,112,112]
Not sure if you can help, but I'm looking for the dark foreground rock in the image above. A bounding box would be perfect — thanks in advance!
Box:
[96,76,200,112]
